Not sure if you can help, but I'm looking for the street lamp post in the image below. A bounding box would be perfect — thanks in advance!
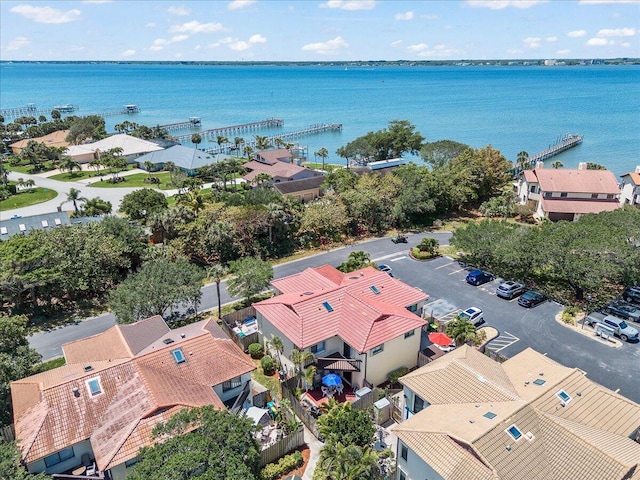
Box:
[582,294,592,329]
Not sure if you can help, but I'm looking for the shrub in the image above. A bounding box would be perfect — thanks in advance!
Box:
[261,450,304,480]
[412,247,437,260]
[261,355,276,374]
[248,343,264,359]
[561,306,581,326]
[387,366,410,386]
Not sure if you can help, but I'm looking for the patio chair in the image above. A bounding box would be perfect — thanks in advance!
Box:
[86,462,97,476]
[321,386,330,397]
[336,383,344,395]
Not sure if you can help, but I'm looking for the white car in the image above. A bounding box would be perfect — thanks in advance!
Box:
[377,264,393,276]
[459,307,484,326]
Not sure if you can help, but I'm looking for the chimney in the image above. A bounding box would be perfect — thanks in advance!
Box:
[578,162,587,170]
[536,162,544,169]
[635,166,640,174]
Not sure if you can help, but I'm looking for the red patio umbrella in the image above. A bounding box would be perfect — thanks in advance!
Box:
[428,332,453,347]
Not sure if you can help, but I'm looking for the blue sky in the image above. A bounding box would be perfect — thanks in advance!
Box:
[1,0,638,61]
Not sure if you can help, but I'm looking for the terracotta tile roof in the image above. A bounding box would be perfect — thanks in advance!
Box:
[621,172,640,185]
[256,266,427,351]
[531,168,620,194]
[522,170,537,183]
[394,346,640,480]
[10,130,70,149]
[255,148,292,165]
[11,318,255,471]
[540,198,621,214]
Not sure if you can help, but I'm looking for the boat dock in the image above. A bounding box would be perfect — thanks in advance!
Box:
[527,134,583,166]
[171,118,284,142]
[160,117,202,132]
[200,123,343,154]
[1,103,78,120]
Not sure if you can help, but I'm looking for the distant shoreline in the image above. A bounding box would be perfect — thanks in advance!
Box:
[1,59,639,67]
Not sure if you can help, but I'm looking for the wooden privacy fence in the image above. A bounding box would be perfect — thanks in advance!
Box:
[219,306,258,351]
[1,424,15,442]
[282,379,321,439]
[260,427,305,467]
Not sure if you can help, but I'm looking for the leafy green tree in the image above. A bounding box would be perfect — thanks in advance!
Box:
[337,120,424,162]
[58,156,81,175]
[315,146,329,170]
[65,115,107,144]
[61,187,87,214]
[338,251,373,273]
[127,406,260,480]
[586,162,607,170]
[298,195,350,246]
[313,442,393,480]
[341,173,400,233]
[119,188,168,221]
[0,441,48,480]
[254,134,271,151]
[317,402,376,448]
[389,164,438,226]
[323,168,358,194]
[77,197,112,217]
[445,318,478,346]
[551,161,563,169]
[417,237,439,256]
[108,258,204,323]
[420,139,469,169]
[226,257,273,302]
[0,314,43,426]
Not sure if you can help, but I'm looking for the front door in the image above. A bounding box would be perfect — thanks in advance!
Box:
[343,343,351,358]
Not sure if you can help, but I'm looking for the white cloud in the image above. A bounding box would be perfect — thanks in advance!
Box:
[546,36,558,41]
[171,35,189,43]
[557,48,571,54]
[578,0,639,4]
[169,21,224,34]
[149,35,187,51]
[420,14,440,19]
[229,41,252,51]
[413,44,465,58]
[620,41,631,47]
[395,11,414,20]
[523,37,542,48]
[121,49,136,57]
[597,27,636,37]
[391,40,403,46]
[320,1,376,11]
[10,5,81,24]
[301,36,349,55]
[507,48,523,54]
[249,34,267,43]
[6,36,29,51]
[168,5,191,16]
[586,37,610,45]
[228,0,257,10]
[465,1,547,9]
[567,29,587,37]
[207,36,235,48]
[407,43,428,52]
[146,22,156,27]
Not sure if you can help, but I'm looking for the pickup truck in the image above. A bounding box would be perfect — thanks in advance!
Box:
[586,312,639,342]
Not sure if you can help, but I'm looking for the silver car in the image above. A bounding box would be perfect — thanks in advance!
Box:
[496,281,526,300]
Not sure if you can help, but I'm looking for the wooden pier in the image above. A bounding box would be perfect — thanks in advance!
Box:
[1,104,79,121]
[200,123,343,154]
[527,134,583,166]
[160,117,201,132]
[171,119,284,142]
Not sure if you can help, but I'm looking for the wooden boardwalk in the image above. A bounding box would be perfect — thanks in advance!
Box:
[171,118,284,142]
[160,117,201,132]
[526,134,583,166]
[0,104,141,120]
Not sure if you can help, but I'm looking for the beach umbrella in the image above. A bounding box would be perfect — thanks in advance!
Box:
[322,373,342,387]
[428,332,453,347]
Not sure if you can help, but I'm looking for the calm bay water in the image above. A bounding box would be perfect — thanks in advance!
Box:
[1,62,638,176]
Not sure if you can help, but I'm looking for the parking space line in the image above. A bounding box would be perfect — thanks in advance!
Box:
[448,269,464,275]
[389,256,407,262]
[435,262,454,270]
[485,331,520,353]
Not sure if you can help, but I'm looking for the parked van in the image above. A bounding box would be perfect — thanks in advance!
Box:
[587,312,639,342]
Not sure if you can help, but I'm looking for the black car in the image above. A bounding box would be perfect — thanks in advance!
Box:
[603,300,640,322]
[465,269,494,286]
[518,290,546,308]
[623,286,640,305]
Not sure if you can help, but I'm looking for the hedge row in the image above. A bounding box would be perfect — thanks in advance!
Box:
[261,450,304,480]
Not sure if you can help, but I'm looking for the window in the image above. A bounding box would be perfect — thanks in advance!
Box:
[506,424,523,441]
[533,378,546,386]
[322,301,334,312]
[560,192,567,198]
[530,185,536,193]
[125,458,137,468]
[404,330,415,339]
[399,470,407,480]
[591,193,599,199]
[310,341,326,354]
[44,447,74,468]
[556,389,572,405]
[370,285,380,294]
[414,395,425,413]
[371,344,384,355]
[86,377,103,397]
[483,412,497,419]
[400,443,408,461]
[223,375,242,392]
[607,194,615,199]
[172,348,186,364]
[544,192,552,198]
[406,304,418,313]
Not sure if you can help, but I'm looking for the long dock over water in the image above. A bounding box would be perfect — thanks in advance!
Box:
[527,134,583,166]
[200,123,343,154]
[160,117,202,132]
[171,119,284,142]
[0,104,140,120]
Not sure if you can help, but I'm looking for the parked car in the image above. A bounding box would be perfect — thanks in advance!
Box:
[496,281,526,300]
[465,269,494,286]
[517,290,547,308]
[587,312,639,342]
[377,264,393,276]
[602,300,640,322]
[391,233,408,244]
[622,286,640,305]
[458,307,484,326]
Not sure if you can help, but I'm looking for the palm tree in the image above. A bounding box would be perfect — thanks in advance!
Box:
[266,202,284,244]
[88,157,102,174]
[551,161,563,169]
[267,335,284,371]
[290,349,314,390]
[216,135,229,153]
[317,442,385,480]
[303,365,317,392]
[255,134,271,151]
[62,188,87,214]
[516,150,530,172]
[207,264,229,319]
[316,147,329,170]
[59,156,81,175]
[253,172,272,188]
[445,317,478,346]
[191,132,202,152]
[233,136,245,157]
[274,137,284,149]
[144,160,154,177]
[177,189,207,216]
[243,144,254,159]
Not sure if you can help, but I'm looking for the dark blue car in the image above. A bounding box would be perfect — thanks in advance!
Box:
[465,269,494,286]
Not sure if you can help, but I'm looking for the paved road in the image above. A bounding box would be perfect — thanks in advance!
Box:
[29,232,452,360]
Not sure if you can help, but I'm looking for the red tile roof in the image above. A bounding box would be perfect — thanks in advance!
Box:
[621,172,640,186]
[531,168,620,194]
[523,170,538,183]
[11,318,254,471]
[255,148,292,165]
[255,265,427,352]
[541,198,621,215]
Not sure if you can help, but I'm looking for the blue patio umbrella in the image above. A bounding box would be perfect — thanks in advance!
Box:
[322,373,342,387]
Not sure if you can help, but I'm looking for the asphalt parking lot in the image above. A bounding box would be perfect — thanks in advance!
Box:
[372,252,640,403]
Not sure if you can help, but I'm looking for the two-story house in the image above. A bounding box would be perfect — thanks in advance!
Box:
[516,162,621,221]
[243,148,322,184]
[254,265,428,388]
[11,316,256,479]
[620,166,640,209]
[393,345,640,480]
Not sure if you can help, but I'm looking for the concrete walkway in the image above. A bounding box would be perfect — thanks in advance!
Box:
[302,427,323,480]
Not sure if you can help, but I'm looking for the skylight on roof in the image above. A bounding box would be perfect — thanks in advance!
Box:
[506,424,522,441]
[370,285,380,294]
[533,378,546,386]
[556,389,572,405]
[172,348,186,364]
[322,301,334,312]
[483,412,497,419]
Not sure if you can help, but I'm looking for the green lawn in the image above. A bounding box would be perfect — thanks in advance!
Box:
[90,172,176,190]
[0,187,58,211]
[49,170,96,181]
[8,162,56,175]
